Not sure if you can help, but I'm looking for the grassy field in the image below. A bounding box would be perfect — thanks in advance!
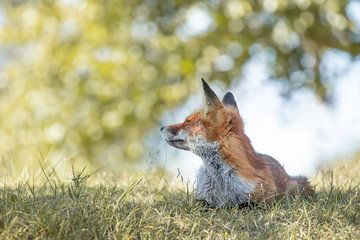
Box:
[0,155,359,240]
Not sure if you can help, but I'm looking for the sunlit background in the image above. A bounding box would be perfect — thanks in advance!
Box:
[0,0,359,181]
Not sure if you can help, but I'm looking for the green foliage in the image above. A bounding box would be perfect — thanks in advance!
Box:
[0,156,359,239]
[0,0,359,167]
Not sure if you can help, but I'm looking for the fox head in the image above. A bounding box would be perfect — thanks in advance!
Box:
[160,78,245,158]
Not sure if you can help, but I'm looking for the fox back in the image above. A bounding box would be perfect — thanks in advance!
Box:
[161,79,313,207]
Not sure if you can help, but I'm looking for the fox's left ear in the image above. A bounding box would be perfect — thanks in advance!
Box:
[222,92,239,112]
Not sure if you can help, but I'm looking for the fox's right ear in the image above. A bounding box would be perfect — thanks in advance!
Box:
[222,92,239,113]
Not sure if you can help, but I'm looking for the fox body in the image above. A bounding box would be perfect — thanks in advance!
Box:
[160,79,313,207]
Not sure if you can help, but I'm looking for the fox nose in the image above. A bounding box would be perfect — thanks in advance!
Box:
[160,126,165,131]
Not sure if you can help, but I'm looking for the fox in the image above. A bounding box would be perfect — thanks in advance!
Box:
[160,78,314,207]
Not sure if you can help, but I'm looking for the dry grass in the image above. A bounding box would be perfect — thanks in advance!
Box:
[0,155,359,239]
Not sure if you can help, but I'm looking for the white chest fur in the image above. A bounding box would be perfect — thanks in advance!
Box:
[192,140,256,207]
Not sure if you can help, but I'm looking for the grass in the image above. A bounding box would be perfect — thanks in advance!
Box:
[0,156,359,239]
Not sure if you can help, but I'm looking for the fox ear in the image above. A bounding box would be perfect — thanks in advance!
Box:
[222,92,239,112]
[202,78,221,112]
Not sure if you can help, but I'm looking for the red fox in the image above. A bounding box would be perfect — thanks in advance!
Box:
[160,79,314,207]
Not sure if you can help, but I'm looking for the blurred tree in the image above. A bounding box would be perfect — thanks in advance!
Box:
[0,0,359,167]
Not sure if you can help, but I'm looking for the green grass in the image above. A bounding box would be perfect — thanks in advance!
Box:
[0,156,359,239]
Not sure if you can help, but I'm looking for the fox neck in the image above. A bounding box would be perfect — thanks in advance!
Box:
[190,132,263,182]
[189,128,263,167]
[191,139,227,171]
[189,136,240,175]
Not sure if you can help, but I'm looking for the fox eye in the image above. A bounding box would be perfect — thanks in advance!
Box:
[185,118,191,123]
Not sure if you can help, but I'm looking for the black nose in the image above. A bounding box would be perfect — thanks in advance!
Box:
[160,126,165,131]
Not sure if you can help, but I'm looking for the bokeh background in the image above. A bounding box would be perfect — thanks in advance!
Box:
[0,0,359,180]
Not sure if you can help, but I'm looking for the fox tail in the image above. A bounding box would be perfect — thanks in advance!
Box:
[288,176,314,197]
